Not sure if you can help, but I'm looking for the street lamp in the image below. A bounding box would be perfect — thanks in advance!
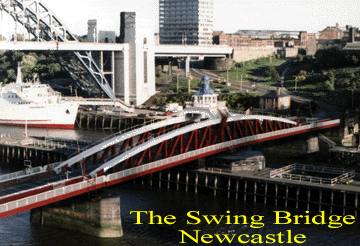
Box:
[182,31,187,45]
[177,74,179,93]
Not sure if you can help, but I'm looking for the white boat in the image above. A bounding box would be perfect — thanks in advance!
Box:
[0,67,79,129]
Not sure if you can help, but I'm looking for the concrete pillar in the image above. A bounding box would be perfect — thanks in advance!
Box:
[307,136,319,153]
[30,192,122,238]
[114,47,130,105]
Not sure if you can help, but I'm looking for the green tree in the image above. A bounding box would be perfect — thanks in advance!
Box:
[324,80,335,91]
[264,66,280,81]
[352,55,358,66]
[315,47,348,68]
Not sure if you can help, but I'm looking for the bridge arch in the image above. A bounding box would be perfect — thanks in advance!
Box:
[88,114,298,177]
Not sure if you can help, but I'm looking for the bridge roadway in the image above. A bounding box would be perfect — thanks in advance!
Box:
[0,41,129,51]
[0,41,232,56]
[154,45,233,57]
[0,113,340,218]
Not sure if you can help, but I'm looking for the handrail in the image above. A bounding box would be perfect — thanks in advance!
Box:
[270,163,354,186]
[0,162,60,182]
[68,117,171,158]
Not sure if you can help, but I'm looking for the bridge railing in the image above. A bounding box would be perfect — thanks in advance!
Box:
[0,175,107,215]
[269,165,295,178]
[281,173,335,185]
[0,162,60,182]
[67,118,171,158]
[229,109,290,119]
[67,117,194,164]
[270,162,354,186]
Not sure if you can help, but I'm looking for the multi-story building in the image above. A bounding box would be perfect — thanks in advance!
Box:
[159,0,213,46]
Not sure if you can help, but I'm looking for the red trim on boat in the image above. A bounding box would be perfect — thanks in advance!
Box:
[0,122,74,129]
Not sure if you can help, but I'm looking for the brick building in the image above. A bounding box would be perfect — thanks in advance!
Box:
[318,25,344,40]
[259,88,291,110]
[318,24,360,49]
[213,31,316,48]
[213,31,274,47]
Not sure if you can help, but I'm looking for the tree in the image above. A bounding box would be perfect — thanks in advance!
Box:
[324,80,335,91]
[296,54,304,62]
[0,51,67,83]
[315,47,348,68]
[264,66,280,81]
[11,34,25,41]
[352,55,358,66]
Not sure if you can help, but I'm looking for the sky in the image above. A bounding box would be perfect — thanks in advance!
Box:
[41,0,360,36]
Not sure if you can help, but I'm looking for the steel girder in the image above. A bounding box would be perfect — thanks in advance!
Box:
[0,0,116,98]
[62,122,187,175]
[89,117,296,177]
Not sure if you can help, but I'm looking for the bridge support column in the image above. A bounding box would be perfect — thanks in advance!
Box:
[114,48,130,105]
[30,192,122,238]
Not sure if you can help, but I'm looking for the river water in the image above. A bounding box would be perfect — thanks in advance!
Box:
[0,125,360,246]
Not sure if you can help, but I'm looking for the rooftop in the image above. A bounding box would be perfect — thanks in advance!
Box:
[261,89,289,98]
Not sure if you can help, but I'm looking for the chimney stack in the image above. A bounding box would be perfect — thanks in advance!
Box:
[349,27,355,43]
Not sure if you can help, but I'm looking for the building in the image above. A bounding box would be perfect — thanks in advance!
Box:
[183,74,227,120]
[317,24,360,49]
[159,0,213,46]
[87,19,116,43]
[98,31,116,43]
[213,31,253,47]
[206,151,266,172]
[318,24,344,40]
[213,30,316,48]
[259,88,291,110]
[235,30,303,40]
[87,19,98,42]
[299,32,317,55]
[119,12,156,106]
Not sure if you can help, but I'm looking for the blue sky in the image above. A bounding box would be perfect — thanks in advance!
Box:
[43,0,359,36]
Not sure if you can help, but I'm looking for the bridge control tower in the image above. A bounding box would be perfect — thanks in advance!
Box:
[119,12,156,106]
[183,75,228,120]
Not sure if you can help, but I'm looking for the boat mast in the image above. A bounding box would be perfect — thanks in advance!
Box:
[16,63,22,84]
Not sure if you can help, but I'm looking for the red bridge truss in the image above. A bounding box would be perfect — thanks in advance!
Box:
[0,114,340,218]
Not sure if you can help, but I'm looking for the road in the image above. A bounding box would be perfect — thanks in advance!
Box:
[191,68,275,96]
[191,66,339,119]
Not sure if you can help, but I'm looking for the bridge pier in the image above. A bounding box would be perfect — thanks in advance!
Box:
[261,134,320,158]
[30,192,122,238]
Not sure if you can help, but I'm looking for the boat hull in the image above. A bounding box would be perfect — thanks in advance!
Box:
[0,102,79,129]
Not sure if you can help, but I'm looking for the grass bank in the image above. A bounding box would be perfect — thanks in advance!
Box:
[218,56,288,84]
